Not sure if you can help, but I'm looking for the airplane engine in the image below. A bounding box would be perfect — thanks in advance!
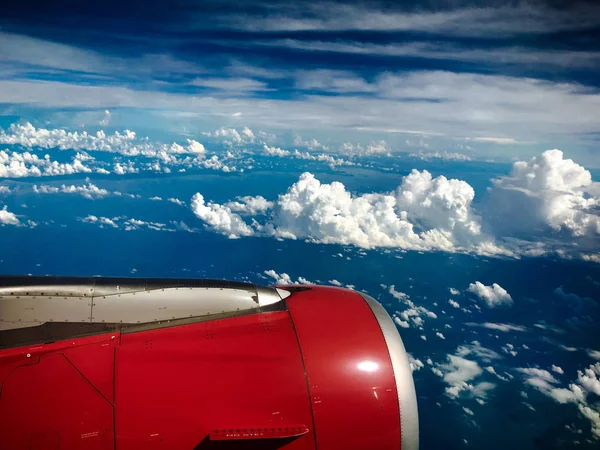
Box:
[0,277,418,450]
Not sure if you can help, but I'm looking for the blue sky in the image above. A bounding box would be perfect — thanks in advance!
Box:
[1,0,600,165]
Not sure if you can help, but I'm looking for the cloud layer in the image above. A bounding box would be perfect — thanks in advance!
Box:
[191,150,600,261]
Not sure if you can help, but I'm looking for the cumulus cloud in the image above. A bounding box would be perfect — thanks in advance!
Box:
[518,363,600,439]
[0,123,206,158]
[0,205,20,225]
[449,299,460,308]
[192,170,488,252]
[467,282,513,308]
[80,215,172,231]
[0,149,93,178]
[80,215,118,228]
[202,127,255,145]
[408,354,424,372]
[168,198,185,206]
[263,269,313,285]
[437,355,495,400]
[34,181,109,199]
[188,151,599,261]
[224,196,273,215]
[263,144,290,157]
[388,285,437,329]
[450,287,460,295]
[552,365,565,375]
[436,332,446,340]
[487,150,599,239]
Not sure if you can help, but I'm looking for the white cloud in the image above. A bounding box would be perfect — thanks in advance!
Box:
[0,149,93,178]
[467,282,513,308]
[0,123,206,159]
[408,354,424,372]
[552,365,565,375]
[436,332,446,340]
[225,4,600,36]
[202,127,255,145]
[437,354,495,400]
[168,198,185,206]
[393,317,410,328]
[409,151,471,161]
[449,299,460,308]
[0,186,11,194]
[293,135,328,151]
[224,196,273,215]
[467,322,527,332]
[456,341,502,363]
[450,287,460,295]
[463,407,474,416]
[263,270,313,285]
[181,152,600,261]
[80,215,118,228]
[488,150,599,239]
[190,193,254,239]
[34,182,109,200]
[191,170,490,252]
[0,206,20,225]
[263,144,290,157]
[588,350,600,361]
[149,196,162,201]
[328,279,342,286]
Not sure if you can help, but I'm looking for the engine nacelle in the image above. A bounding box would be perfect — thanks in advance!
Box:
[0,277,418,450]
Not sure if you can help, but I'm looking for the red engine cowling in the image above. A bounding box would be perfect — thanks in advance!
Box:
[0,277,418,450]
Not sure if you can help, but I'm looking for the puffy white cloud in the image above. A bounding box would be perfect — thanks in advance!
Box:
[263,270,313,285]
[467,282,513,308]
[436,332,446,340]
[449,299,460,308]
[0,123,207,159]
[488,150,599,238]
[80,215,118,228]
[577,363,600,396]
[0,186,11,194]
[437,355,495,400]
[34,182,109,199]
[328,279,342,286]
[552,365,565,375]
[224,196,273,215]
[192,171,487,252]
[394,317,410,328]
[190,193,254,238]
[408,354,424,372]
[114,161,138,175]
[202,127,255,145]
[388,285,436,329]
[188,152,599,260]
[263,144,290,157]
[0,149,93,178]
[450,287,460,295]
[0,205,20,225]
